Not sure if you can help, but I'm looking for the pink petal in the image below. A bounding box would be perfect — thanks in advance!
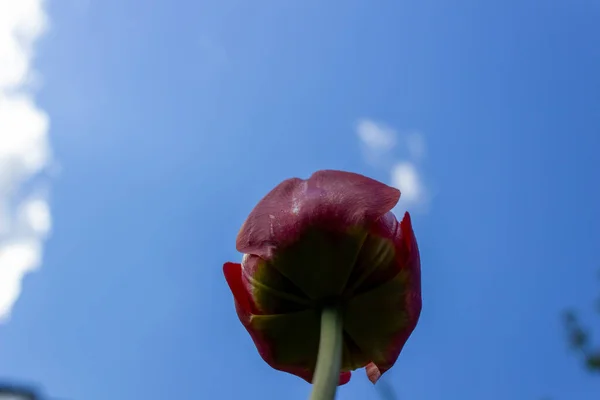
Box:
[365,362,382,384]
[236,170,400,259]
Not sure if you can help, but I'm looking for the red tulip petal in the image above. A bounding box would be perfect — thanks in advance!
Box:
[223,262,351,386]
[236,170,400,258]
[223,262,257,316]
[236,170,400,300]
[240,254,312,314]
[243,309,352,386]
[339,371,352,385]
[343,211,400,297]
[342,212,421,384]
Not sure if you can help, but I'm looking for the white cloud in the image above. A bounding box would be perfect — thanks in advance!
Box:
[356,119,398,168]
[21,197,51,235]
[356,119,430,213]
[391,162,422,204]
[0,0,51,322]
[356,119,396,151]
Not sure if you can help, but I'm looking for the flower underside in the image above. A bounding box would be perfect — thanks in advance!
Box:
[225,213,420,383]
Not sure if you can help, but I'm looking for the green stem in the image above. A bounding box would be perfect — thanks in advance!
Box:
[309,306,344,400]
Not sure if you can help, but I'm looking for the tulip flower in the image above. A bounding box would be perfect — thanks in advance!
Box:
[224,170,421,399]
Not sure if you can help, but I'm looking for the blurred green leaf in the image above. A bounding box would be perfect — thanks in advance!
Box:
[562,269,600,375]
[585,353,600,371]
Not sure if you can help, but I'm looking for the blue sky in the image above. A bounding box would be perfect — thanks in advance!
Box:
[1,0,599,399]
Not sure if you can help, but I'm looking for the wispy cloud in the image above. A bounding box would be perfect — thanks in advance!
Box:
[0,0,52,322]
[356,119,396,151]
[356,119,430,213]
